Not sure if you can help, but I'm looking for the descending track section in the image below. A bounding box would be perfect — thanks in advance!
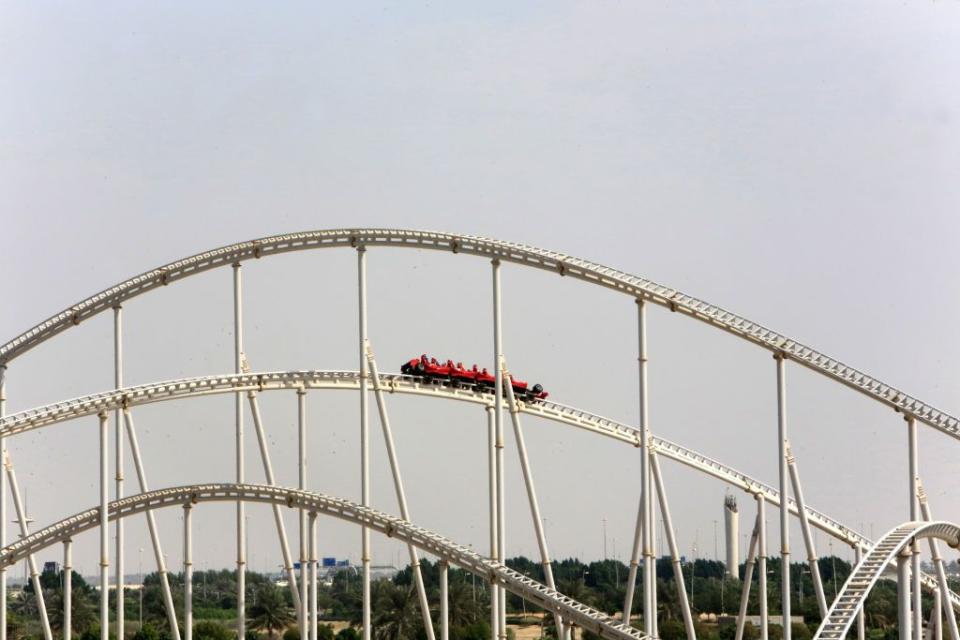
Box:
[0,229,955,436]
[814,522,960,640]
[0,483,650,640]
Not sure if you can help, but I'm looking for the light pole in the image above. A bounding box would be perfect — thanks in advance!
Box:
[138,547,143,630]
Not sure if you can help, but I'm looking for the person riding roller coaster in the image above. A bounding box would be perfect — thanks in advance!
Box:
[400,354,548,401]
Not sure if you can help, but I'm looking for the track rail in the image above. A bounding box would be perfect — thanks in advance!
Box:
[814,521,960,640]
[0,483,649,640]
[0,229,954,437]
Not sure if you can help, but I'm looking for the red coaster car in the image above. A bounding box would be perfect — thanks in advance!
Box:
[401,355,548,401]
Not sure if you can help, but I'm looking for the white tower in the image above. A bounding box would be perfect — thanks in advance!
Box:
[724,494,739,577]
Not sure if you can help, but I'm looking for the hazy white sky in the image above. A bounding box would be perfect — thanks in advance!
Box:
[1,2,959,576]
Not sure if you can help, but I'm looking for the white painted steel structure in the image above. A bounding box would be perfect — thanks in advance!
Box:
[1,228,957,640]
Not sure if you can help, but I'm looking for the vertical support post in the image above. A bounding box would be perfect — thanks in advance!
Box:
[487,406,499,640]
[623,479,643,624]
[184,504,193,640]
[638,299,653,636]
[492,259,506,640]
[786,449,828,618]
[232,262,246,640]
[855,545,866,640]
[298,389,308,640]
[735,514,760,640]
[440,560,449,640]
[908,417,922,640]
[899,553,912,640]
[932,590,943,640]
[114,306,125,640]
[357,247,371,640]
[0,363,6,640]
[100,411,109,640]
[757,494,769,640]
[649,453,695,640]
[64,539,72,640]
[774,354,791,640]
[309,512,318,640]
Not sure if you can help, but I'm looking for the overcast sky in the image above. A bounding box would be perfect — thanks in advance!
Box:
[2,2,959,578]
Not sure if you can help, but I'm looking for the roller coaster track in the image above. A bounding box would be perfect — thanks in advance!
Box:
[0,483,650,640]
[0,229,955,438]
[2,370,956,612]
[814,521,960,640]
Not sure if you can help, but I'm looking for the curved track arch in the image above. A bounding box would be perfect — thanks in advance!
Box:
[0,483,649,640]
[815,521,960,640]
[0,228,955,436]
[3,370,958,612]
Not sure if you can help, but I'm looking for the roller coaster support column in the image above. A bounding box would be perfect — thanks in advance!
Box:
[917,484,960,640]
[0,363,6,640]
[929,592,942,640]
[908,417,922,640]
[5,451,52,640]
[366,348,437,640]
[774,353,791,640]
[122,409,181,640]
[622,303,648,628]
[757,494,769,640]
[184,504,193,640]
[233,262,246,640]
[855,545,865,640]
[247,392,303,618]
[487,405,499,640]
[299,388,309,640]
[309,512,318,640]
[503,371,564,639]
[358,247,371,640]
[639,299,654,637]
[114,306,125,640]
[786,447,828,617]
[64,539,72,640]
[650,452,695,640]
[899,552,912,640]
[735,514,761,640]
[440,560,449,640]
[492,258,506,640]
[99,411,109,640]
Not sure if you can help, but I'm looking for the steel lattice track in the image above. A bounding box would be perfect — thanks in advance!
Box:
[0,229,955,437]
[0,483,649,640]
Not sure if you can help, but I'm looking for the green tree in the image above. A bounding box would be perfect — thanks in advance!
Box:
[336,628,360,640]
[194,621,233,640]
[247,584,295,639]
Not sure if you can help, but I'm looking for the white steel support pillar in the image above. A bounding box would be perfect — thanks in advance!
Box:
[114,306,125,640]
[247,392,303,616]
[492,259,506,640]
[899,553,912,640]
[366,350,436,640]
[309,512,318,640]
[638,299,653,636]
[298,388,309,640]
[503,373,563,639]
[121,409,181,640]
[757,494,769,640]
[855,545,866,640]
[64,539,72,640]
[487,406,499,640]
[233,262,246,640]
[735,515,761,640]
[918,484,960,640]
[0,363,6,640]
[774,354,791,640]
[440,560,449,640]
[99,411,109,640]
[649,453,695,640]
[357,247,371,640]
[785,448,828,618]
[908,417,922,640]
[931,591,943,640]
[5,453,53,640]
[183,504,193,640]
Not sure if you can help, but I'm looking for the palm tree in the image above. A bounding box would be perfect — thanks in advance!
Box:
[446,581,483,627]
[372,582,418,640]
[47,586,96,635]
[247,584,295,639]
